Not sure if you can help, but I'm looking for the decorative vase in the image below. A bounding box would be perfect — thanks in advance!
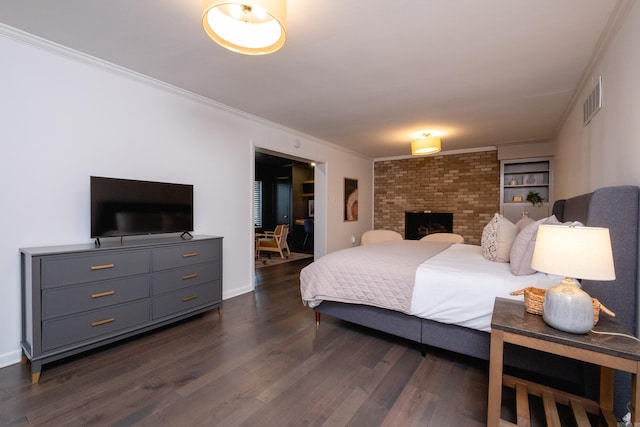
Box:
[542,278,594,334]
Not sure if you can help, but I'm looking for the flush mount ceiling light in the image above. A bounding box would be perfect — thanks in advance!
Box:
[202,0,286,55]
[411,133,442,155]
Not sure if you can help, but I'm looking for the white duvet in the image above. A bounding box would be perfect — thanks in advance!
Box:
[410,244,561,331]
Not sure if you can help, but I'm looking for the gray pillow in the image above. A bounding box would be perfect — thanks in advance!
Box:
[509,215,561,275]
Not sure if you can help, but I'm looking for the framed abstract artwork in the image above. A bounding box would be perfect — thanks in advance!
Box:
[344,178,358,221]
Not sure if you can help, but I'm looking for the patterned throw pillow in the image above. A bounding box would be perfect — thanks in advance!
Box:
[481,213,518,262]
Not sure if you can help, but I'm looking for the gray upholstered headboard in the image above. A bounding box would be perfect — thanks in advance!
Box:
[552,185,640,335]
[552,185,640,416]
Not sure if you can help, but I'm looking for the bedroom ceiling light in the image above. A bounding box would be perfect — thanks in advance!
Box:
[411,133,441,156]
[202,0,287,55]
[531,224,615,334]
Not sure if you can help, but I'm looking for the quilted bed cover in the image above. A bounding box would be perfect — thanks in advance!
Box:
[300,240,450,313]
[300,241,561,331]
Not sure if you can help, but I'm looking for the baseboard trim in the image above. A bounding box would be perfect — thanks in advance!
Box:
[0,349,23,369]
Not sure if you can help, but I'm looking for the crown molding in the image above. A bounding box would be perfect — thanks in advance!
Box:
[0,23,371,162]
[374,146,497,162]
[554,0,636,136]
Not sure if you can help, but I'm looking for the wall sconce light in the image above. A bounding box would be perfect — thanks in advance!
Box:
[411,133,442,155]
[202,0,287,55]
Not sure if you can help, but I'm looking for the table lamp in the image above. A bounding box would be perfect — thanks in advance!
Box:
[531,224,616,334]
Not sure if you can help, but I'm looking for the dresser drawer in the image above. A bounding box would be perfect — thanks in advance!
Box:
[42,300,150,352]
[152,262,219,295]
[42,250,150,289]
[152,282,220,319]
[42,275,150,320]
[152,241,220,271]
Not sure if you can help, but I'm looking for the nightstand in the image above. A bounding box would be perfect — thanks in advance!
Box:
[488,297,640,426]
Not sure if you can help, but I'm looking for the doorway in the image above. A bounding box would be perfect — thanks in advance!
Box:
[254,150,315,268]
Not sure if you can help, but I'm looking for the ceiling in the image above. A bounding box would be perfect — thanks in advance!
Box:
[0,1,623,158]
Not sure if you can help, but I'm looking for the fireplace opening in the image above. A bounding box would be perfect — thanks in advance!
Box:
[405,211,453,240]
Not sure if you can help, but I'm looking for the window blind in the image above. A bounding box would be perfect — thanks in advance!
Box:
[253,181,263,228]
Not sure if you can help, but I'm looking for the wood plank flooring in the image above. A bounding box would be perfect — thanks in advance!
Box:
[0,258,492,426]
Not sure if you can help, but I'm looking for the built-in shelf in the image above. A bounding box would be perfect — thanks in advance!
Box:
[500,158,552,223]
[302,180,314,195]
[302,180,314,197]
[504,184,549,188]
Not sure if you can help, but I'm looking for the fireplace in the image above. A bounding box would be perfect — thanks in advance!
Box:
[405,211,453,240]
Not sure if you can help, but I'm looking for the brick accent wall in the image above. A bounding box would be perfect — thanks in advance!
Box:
[374,151,500,245]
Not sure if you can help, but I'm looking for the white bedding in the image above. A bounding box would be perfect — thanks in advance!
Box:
[301,241,563,333]
[410,244,561,331]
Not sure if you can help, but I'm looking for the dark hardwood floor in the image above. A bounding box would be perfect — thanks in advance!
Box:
[0,259,491,426]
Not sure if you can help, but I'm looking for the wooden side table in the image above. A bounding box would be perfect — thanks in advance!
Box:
[488,297,640,426]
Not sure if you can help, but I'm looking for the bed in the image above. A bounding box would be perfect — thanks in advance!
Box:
[300,185,639,416]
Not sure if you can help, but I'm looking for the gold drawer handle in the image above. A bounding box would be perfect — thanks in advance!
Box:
[91,317,115,327]
[91,263,115,271]
[182,252,198,258]
[91,290,115,299]
[182,273,198,280]
[182,295,198,302]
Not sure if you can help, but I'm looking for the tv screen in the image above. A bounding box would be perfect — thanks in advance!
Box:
[91,176,193,238]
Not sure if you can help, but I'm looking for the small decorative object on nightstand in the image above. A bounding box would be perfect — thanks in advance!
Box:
[531,224,616,334]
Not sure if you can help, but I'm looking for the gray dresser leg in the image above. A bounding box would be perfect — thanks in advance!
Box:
[30,360,42,384]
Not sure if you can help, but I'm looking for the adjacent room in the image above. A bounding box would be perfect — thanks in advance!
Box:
[1,0,640,425]
[254,150,315,269]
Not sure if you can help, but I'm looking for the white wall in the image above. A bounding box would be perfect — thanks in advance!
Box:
[0,27,374,368]
[554,2,640,197]
[552,2,640,350]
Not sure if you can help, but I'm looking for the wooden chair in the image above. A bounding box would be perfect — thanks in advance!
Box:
[257,224,291,259]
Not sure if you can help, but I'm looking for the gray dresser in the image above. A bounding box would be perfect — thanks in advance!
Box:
[21,235,223,383]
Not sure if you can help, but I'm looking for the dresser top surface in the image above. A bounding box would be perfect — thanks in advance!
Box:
[20,235,222,256]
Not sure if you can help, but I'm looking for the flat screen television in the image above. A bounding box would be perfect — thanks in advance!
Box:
[91,176,193,239]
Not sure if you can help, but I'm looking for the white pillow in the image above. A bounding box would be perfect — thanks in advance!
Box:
[481,213,518,262]
[509,215,561,275]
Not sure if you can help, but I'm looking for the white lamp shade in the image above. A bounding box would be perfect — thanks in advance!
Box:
[202,0,286,55]
[531,224,615,280]
[411,137,441,155]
